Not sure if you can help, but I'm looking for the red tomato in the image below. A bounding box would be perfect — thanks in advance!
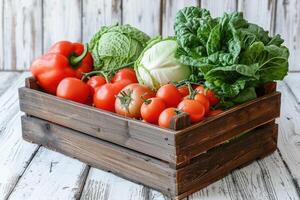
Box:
[208,109,223,117]
[87,75,106,90]
[156,84,182,107]
[113,79,133,93]
[112,68,138,83]
[56,77,93,105]
[158,108,178,128]
[141,97,167,124]
[178,85,189,97]
[94,83,118,112]
[177,99,205,123]
[195,85,220,106]
[194,93,210,115]
[115,84,156,118]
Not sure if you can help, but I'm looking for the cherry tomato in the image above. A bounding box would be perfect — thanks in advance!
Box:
[156,84,182,107]
[208,109,223,117]
[177,99,205,123]
[94,83,117,112]
[112,68,138,83]
[56,77,93,105]
[87,75,106,90]
[193,93,210,115]
[158,108,178,128]
[141,97,166,124]
[115,83,155,118]
[195,85,220,106]
[178,85,189,97]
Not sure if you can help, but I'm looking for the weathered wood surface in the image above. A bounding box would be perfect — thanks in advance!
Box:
[238,0,276,35]
[1,0,42,70]
[276,0,300,71]
[284,73,300,104]
[0,72,21,95]
[1,0,300,71]
[8,147,89,200]
[122,0,162,36]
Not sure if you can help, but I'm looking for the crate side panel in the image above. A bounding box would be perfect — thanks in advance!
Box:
[175,92,281,166]
[176,123,278,198]
[19,87,176,163]
[21,116,176,197]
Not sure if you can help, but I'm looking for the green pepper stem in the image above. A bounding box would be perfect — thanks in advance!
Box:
[70,44,88,66]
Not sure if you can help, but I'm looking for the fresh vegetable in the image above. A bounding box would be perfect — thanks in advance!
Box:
[111,68,138,83]
[158,108,178,128]
[89,24,150,71]
[192,93,210,115]
[177,99,205,123]
[31,41,93,94]
[135,37,191,90]
[56,77,93,105]
[156,83,182,107]
[174,7,289,107]
[113,79,133,93]
[87,75,106,90]
[141,97,167,124]
[195,85,220,106]
[208,109,223,117]
[178,85,189,97]
[115,84,156,118]
[94,83,118,112]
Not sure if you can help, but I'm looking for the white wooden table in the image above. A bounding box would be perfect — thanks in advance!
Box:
[0,71,300,200]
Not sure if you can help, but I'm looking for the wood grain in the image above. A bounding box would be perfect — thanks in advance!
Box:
[161,0,199,36]
[122,0,162,36]
[0,0,3,69]
[277,81,300,188]
[21,116,176,197]
[8,147,89,200]
[0,72,21,96]
[80,168,148,200]
[284,73,300,103]
[238,0,276,35]
[201,0,237,17]
[43,0,82,52]
[175,92,281,166]
[82,0,121,43]
[2,0,42,70]
[19,86,176,163]
[276,0,300,71]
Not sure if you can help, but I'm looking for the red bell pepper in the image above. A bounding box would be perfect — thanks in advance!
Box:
[31,41,93,95]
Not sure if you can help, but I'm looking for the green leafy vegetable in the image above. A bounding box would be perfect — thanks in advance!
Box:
[174,6,289,107]
[135,37,191,90]
[89,24,150,70]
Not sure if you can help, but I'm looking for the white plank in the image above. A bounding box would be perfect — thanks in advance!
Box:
[238,0,276,35]
[0,113,39,200]
[82,0,121,43]
[201,0,237,17]
[149,190,171,200]
[189,176,241,200]
[162,0,199,36]
[0,72,39,199]
[276,0,300,71]
[0,72,21,96]
[0,0,3,69]
[80,168,148,200]
[284,73,300,104]
[2,0,42,70]
[122,0,161,36]
[43,0,82,52]
[8,147,89,200]
[277,81,300,187]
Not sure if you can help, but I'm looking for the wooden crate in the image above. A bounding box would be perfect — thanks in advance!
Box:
[19,77,281,200]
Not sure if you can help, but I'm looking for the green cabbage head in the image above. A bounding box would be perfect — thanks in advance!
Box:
[135,37,191,90]
[89,24,150,70]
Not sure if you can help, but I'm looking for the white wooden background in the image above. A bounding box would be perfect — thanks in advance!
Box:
[0,0,299,71]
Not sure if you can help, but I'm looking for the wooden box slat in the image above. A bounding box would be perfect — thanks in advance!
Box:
[21,116,277,200]
[19,78,281,167]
